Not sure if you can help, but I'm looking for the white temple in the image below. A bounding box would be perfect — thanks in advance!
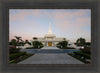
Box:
[32,22,66,47]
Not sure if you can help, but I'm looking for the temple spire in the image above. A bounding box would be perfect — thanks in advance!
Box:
[48,22,52,34]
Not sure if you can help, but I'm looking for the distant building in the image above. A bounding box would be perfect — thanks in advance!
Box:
[32,22,67,47]
[16,43,31,49]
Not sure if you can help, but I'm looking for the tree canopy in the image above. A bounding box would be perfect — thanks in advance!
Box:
[32,41,43,48]
[10,39,17,46]
[76,37,86,46]
[56,41,68,49]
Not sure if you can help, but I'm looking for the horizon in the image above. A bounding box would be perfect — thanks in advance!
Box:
[9,9,91,42]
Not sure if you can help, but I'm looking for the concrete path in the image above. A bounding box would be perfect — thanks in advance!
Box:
[41,46,59,49]
[18,54,84,64]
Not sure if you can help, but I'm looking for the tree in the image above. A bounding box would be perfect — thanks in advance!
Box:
[76,37,86,46]
[32,41,43,48]
[56,42,62,48]
[18,42,24,46]
[14,36,21,43]
[10,39,17,46]
[63,38,66,41]
[14,36,24,46]
[25,40,31,45]
[85,42,91,46]
[56,41,68,49]
[25,40,28,43]
[33,37,38,40]
[61,41,68,48]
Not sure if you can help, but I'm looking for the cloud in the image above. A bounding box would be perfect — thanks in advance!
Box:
[9,9,91,42]
[51,10,91,42]
[10,9,43,21]
[52,10,91,33]
[10,10,30,21]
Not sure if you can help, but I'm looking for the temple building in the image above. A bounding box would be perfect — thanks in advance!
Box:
[32,22,67,47]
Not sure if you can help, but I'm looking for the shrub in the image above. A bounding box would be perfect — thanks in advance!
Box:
[67,47,75,49]
[74,51,90,59]
[32,41,43,48]
[56,41,68,49]
[9,48,20,54]
[80,49,91,54]
[26,47,33,49]
[9,52,27,60]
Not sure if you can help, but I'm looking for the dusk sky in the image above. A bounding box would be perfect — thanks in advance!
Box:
[9,9,91,42]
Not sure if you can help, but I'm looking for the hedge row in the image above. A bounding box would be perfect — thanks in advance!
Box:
[74,51,90,59]
[9,48,20,54]
[9,52,27,60]
[80,49,91,54]
[26,47,34,49]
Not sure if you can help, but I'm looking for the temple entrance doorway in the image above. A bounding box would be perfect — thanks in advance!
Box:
[48,42,52,46]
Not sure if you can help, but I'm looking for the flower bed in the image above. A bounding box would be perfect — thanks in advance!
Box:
[68,49,91,64]
[9,52,33,64]
[9,48,33,64]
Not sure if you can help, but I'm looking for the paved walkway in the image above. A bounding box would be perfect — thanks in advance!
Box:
[18,54,84,64]
[41,46,59,49]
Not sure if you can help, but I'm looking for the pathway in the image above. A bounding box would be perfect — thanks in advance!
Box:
[18,54,84,64]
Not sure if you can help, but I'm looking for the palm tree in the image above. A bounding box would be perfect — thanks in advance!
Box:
[14,36,21,43]
[25,40,29,44]
[76,37,86,46]
[24,40,31,45]
[20,39,24,42]
[33,37,38,41]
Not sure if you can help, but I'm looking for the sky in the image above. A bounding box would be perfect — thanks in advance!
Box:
[9,9,91,42]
